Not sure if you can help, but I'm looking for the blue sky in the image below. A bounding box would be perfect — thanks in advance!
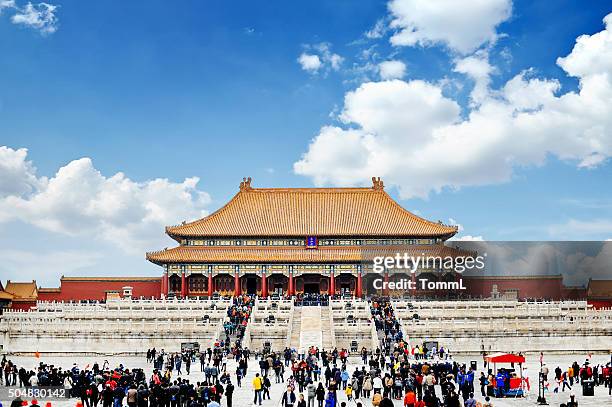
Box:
[0,1,611,284]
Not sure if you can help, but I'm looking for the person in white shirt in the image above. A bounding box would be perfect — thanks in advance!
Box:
[372,376,383,394]
[29,374,38,386]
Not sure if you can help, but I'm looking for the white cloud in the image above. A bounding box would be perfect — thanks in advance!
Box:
[557,13,612,79]
[0,0,16,11]
[0,147,211,253]
[297,53,322,73]
[388,0,512,54]
[0,146,44,199]
[329,53,344,71]
[295,13,612,200]
[10,1,58,35]
[378,60,406,80]
[453,51,494,105]
[365,18,387,39]
[298,43,344,74]
[446,218,485,241]
[548,219,612,240]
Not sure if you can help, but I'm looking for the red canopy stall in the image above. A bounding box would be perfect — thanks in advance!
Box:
[485,352,526,364]
[485,353,526,397]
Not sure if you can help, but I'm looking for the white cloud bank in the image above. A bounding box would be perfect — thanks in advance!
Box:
[294,13,612,199]
[388,0,512,54]
[1,1,58,35]
[297,53,322,73]
[379,60,406,80]
[0,147,211,253]
[297,43,344,74]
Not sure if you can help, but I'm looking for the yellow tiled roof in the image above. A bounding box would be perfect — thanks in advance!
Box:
[587,279,612,298]
[166,178,457,239]
[0,291,15,300]
[4,281,38,301]
[146,244,466,265]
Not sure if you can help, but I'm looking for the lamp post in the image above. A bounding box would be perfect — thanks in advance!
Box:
[537,352,548,405]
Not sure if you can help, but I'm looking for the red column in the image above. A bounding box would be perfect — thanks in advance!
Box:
[356,272,363,297]
[288,272,294,296]
[261,272,268,297]
[234,271,241,297]
[329,271,335,296]
[383,271,390,296]
[162,271,169,297]
[207,273,213,297]
[181,271,186,298]
[411,273,417,296]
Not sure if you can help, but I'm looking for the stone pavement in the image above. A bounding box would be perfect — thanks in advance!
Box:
[299,306,322,350]
[3,354,611,407]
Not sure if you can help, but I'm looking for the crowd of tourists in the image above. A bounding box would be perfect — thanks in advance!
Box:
[293,294,330,307]
[548,360,610,393]
[2,296,612,407]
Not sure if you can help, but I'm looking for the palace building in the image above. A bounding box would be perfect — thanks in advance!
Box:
[145,177,460,298]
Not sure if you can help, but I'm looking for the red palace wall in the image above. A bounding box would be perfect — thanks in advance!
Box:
[10,301,37,311]
[588,300,612,309]
[38,279,162,302]
[464,276,565,300]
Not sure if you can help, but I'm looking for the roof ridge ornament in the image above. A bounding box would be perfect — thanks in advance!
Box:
[239,177,253,191]
[371,176,384,190]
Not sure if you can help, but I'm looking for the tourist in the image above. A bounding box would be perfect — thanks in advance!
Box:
[379,395,393,407]
[127,385,138,407]
[207,398,221,407]
[325,390,336,407]
[464,392,476,407]
[444,389,460,407]
[371,391,382,407]
[297,393,307,407]
[262,374,271,400]
[307,381,316,407]
[478,372,487,397]
[225,380,234,407]
[403,389,416,407]
[281,385,297,407]
[482,395,493,407]
[252,372,263,405]
[345,383,353,401]
[372,374,383,394]
[315,382,326,407]
[567,391,578,407]
[362,374,372,398]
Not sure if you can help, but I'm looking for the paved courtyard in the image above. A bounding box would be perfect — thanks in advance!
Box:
[3,353,611,407]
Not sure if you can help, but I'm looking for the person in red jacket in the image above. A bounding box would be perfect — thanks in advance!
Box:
[403,389,416,407]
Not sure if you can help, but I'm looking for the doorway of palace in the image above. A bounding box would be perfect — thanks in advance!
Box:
[336,273,356,295]
[296,274,329,294]
[303,283,319,294]
[268,274,288,296]
[245,276,258,295]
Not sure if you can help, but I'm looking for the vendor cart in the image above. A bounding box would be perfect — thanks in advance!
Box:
[484,352,526,398]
